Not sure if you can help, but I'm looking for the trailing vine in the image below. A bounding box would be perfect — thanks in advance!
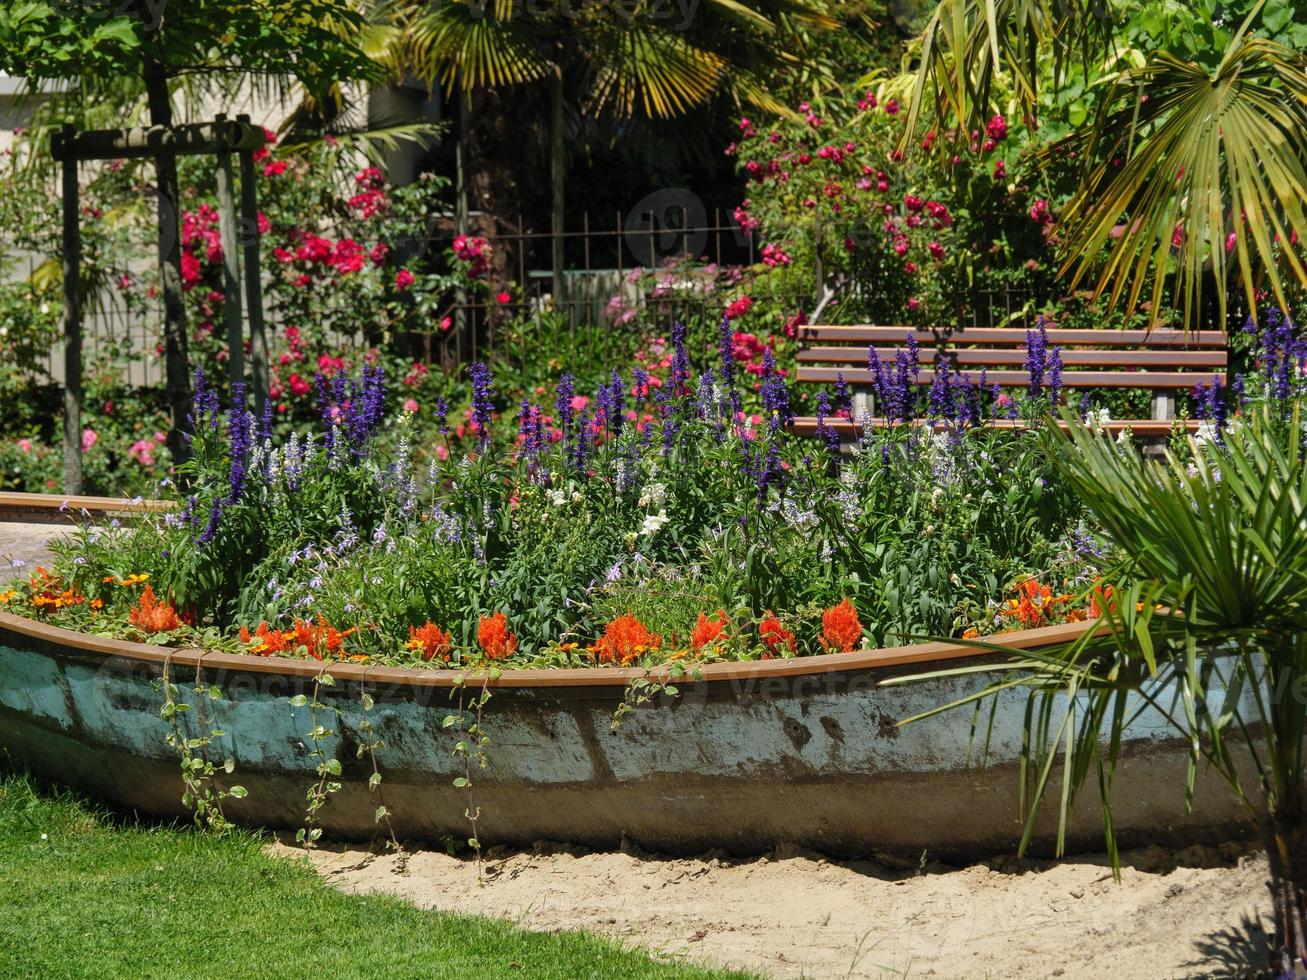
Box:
[294,667,342,849]
[356,684,400,852]
[444,668,497,879]
[159,652,246,831]
[612,662,697,731]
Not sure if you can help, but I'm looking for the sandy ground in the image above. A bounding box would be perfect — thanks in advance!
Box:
[271,838,1273,978]
[0,522,62,572]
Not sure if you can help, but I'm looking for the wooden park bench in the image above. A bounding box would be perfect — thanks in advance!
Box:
[789,325,1228,439]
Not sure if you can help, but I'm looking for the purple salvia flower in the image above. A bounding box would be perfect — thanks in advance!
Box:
[226,382,252,504]
[759,349,793,429]
[1025,319,1047,401]
[1048,346,1063,405]
[867,346,887,406]
[815,392,840,456]
[607,370,625,437]
[197,498,224,547]
[467,362,494,446]
[718,316,736,389]
[833,373,851,417]
[928,359,951,419]
[671,320,691,398]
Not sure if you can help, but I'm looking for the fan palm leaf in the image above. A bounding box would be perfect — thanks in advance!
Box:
[404,1,552,91]
[586,24,727,118]
[889,403,1307,968]
[1054,34,1307,329]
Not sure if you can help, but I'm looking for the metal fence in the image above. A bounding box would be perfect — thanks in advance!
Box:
[26,207,1241,390]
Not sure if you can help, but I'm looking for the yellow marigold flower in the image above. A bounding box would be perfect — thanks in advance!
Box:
[0,590,17,603]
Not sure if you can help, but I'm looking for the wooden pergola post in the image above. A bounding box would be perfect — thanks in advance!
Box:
[51,120,268,483]
[214,113,245,397]
[237,114,269,414]
[59,125,82,495]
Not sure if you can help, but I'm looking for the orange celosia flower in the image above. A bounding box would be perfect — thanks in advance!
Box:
[240,619,355,659]
[691,610,729,651]
[590,613,661,665]
[407,621,453,661]
[1088,582,1115,619]
[758,612,796,659]
[820,598,862,653]
[1003,578,1072,629]
[128,584,181,633]
[478,612,517,659]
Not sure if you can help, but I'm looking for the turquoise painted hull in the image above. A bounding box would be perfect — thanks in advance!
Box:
[0,614,1252,859]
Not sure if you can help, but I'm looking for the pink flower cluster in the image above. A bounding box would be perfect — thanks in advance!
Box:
[348,167,388,219]
[128,431,167,468]
[452,234,492,279]
[724,295,753,320]
[761,243,792,267]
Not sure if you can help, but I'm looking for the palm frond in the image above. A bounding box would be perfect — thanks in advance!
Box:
[586,25,727,119]
[1054,34,1307,329]
[404,1,551,92]
[901,0,1111,139]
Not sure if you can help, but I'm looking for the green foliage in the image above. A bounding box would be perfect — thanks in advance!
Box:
[0,1,377,91]
[0,773,745,979]
[22,348,1098,667]
[903,0,1307,329]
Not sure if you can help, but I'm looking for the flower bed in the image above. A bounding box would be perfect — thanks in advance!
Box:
[0,318,1122,669]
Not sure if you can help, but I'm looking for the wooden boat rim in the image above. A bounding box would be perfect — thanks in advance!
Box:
[0,611,1100,689]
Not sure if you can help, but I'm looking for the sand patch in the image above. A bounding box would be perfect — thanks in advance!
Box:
[271,837,1271,978]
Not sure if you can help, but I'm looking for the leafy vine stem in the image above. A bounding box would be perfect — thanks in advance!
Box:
[446,667,497,881]
[357,677,400,853]
[295,667,342,850]
[159,651,246,831]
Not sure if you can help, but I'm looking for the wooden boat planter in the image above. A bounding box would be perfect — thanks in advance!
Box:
[0,610,1251,860]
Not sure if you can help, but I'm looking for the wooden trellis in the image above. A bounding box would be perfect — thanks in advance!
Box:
[51,114,269,494]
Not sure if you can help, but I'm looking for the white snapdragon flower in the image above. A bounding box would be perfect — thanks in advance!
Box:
[640,510,670,537]
[638,482,667,510]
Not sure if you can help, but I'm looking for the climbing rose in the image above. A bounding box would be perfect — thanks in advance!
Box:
[395,268,415,291]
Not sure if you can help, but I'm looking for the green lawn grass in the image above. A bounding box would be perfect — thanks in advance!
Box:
[0,774,749,979]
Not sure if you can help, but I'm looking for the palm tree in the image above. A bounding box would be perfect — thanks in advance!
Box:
[903,0,1307,330]
[892,400,1307,976]
[380,0,835,275]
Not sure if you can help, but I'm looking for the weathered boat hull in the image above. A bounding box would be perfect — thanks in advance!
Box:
[0,613,1251,860]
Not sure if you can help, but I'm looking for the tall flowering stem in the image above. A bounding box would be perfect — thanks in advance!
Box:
[468,362,495,448]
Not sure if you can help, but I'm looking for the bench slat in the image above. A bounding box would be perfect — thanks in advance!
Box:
[789,417,1205,437]
[796,326,1228,348]
[796,347,1227,369]
[796,367,1225,389]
